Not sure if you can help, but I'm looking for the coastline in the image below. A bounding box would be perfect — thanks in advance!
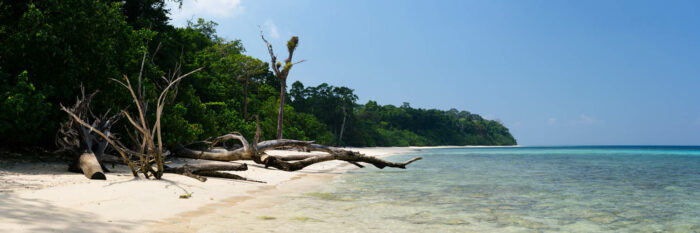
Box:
[0,147,418,232]
[409,145,519,149]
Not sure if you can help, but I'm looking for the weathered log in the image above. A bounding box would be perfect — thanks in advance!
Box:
[257,139,314,152]
[174,134,421,172]
[259,145,421,171]
[173,117,420,176]
[79,152,106,180]
[58,87,131,179]
[211,133,249,152]
[164,163,259,182]
[172,139,314,161]
[61,106,137,177]
[165,163,248,173]
[273,154,365,168]
[194,171,264,183]
[173,145,252,161]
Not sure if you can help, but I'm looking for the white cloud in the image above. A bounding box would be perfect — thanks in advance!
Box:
[576,114,596,125]
[167,0,244,26]
[547,117,557,125]
[264,20,280,39]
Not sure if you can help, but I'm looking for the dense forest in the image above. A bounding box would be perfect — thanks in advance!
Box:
[0,0,516,151]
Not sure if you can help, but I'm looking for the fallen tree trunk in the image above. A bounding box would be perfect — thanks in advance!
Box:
[173,132,422,172]
[163,163,261,182]
[79,152,106,180]
[58,88,127,179]
[173,145,252,161]
[62,82,421,182]
[259,144,421,171]
[165,163,248,173]
[172,137,314,161]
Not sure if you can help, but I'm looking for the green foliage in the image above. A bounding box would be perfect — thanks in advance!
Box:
[0,2,516,150]
[254,96,333,143]
[352,103,516,146]
[289,82,358,146]
[290,82,516,146]
[116,0,176,31]
[187,18,219,42]
[0,71,53,146]
[160,100,204,146]
[287,36,299,51]
[0,0,148,145]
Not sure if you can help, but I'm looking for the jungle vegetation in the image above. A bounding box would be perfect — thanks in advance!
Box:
[0,0,516,152]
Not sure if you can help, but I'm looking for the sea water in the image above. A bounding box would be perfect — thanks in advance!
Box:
[251,146,700,233]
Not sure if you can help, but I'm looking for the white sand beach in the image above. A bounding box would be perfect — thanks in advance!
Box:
[0,147,417,233]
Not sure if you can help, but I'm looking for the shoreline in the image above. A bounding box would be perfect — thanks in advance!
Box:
[0,147,419,232]
[408,145,519,149]
[145,147,419,232]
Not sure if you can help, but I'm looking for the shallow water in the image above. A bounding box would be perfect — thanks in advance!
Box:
[244,146,700,232]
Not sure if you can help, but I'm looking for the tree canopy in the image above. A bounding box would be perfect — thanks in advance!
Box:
[0,0,515,149]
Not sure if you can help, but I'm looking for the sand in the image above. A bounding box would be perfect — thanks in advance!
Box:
[0,147,417,233]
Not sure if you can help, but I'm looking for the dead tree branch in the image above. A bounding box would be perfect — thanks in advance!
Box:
[260,29,304,140]
[173,120,422,173]
[163,163,256,182]
[58,88,137,179]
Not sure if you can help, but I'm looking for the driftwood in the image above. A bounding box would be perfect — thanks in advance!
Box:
[58,51,421,182]
[262,144,422,171]
[99,152,260,183]
[77,152,105,179]
[174,140,421,171]
[163,163,262,183]
[57,88,122,179]
[59,50,224,181]
[173,120,422,172]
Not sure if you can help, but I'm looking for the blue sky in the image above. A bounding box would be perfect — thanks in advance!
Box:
[166,0,700,145]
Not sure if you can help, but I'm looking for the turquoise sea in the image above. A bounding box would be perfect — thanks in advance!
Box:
[270,146,700,232]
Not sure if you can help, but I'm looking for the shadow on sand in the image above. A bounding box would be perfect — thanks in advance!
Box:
[0,192,140,232]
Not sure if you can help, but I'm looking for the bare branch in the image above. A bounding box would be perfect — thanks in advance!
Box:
[137,51,147,102]
[150,42,162,64]
[60,105,138,177]
[164,163,259,183]
[292,59,307,65]
[173,132,421,173]
[210,132,250,152]
[260,27,280,76]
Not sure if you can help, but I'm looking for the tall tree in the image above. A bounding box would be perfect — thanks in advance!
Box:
[260,32,304,139]
[0,0,147,146]
[237,58,265,119]
[334,87,358,146]
[114,0,175,31]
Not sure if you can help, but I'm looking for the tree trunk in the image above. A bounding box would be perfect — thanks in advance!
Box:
[172,119,420,180]
[173,135,422,173]
[163,163,261,182]
[259,144,421,171]
[79,152,106,180]
[173,139,312,161]
[276,79,287,140]
[173,145,253,161]
[243,75,249,119]
[338,105,347,146]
